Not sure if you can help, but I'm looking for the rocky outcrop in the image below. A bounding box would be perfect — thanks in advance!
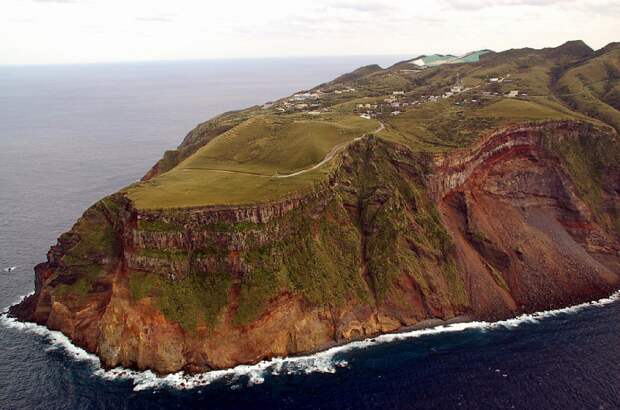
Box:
[433,121,619,315]
[10,121,620,374]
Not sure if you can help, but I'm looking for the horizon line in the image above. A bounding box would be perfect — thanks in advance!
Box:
[0,53,426,68]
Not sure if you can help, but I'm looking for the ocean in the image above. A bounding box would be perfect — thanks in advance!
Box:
[1,57,619,410]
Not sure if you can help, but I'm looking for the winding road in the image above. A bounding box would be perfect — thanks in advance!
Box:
[274,121,385,178]
[185,121,385,179]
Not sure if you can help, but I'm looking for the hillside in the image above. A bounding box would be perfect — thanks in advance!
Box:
[10,40,620,375]
[554,44,620,131]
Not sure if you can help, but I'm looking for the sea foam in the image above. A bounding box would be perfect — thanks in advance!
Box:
[2,290,619,392]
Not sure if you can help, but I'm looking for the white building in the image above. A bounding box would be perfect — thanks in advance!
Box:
[292,93,313,101]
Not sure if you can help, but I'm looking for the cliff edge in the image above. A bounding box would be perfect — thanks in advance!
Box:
[9,41,620,374]
[10,121,620,374]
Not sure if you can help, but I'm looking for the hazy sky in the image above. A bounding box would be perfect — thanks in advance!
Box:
[1,0,618,64]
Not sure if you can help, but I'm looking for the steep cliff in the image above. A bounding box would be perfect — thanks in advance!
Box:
[10,120,620,374]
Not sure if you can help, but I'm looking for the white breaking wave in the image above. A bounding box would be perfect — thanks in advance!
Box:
[1,290,619,391]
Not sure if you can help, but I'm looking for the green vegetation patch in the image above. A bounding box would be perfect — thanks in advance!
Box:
[65,206,120,261]
[545,125,620,235]
[380,99,496,151]
[234,248,290,325]
[126,114,378,209]
[54,198,123,299]
[556,48,620,132]
[129,270,231,332]
[54,264,105,298]
[282,200,369,306]
[231,197,371,326]
[128,167,329,209]
[473,98,576,121]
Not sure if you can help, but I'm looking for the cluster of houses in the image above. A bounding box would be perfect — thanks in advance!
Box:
[354,80,477,119]
[353,74,532,121]
[262,72,531,121]
[488,73,511,84]
[263,87,358,115]
[354,91,412,118]
[333,87,357,95]
[485,73,527,97]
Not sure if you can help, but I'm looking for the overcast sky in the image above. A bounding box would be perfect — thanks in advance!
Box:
[1,0,618,65]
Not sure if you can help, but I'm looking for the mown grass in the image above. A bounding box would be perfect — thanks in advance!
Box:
[185,115,377,173]
[471,98,576,120]
[127,166,330,209]
[126,114,378,209]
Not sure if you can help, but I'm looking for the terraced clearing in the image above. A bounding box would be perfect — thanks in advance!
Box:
[127,114,380,209]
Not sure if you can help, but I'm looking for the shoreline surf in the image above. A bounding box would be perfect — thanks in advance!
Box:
[2,290,619,392]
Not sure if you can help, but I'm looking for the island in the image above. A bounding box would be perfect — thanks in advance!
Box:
[10,40,620,374]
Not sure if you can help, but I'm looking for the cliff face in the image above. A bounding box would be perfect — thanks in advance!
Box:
[10,121,620,374]
[433,122,620,315]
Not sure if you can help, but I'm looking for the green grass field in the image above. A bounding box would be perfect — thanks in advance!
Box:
[127,43,619,210]
[379,97,588,152]
[556,48,620,131]
[472,98,577,120]
[126,114,380,209]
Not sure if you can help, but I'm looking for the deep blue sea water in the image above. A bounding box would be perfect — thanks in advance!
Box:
[1,57,619,410]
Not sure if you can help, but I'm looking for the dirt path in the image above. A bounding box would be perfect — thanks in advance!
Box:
[274,121,384,178]
[183,122,384,179]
